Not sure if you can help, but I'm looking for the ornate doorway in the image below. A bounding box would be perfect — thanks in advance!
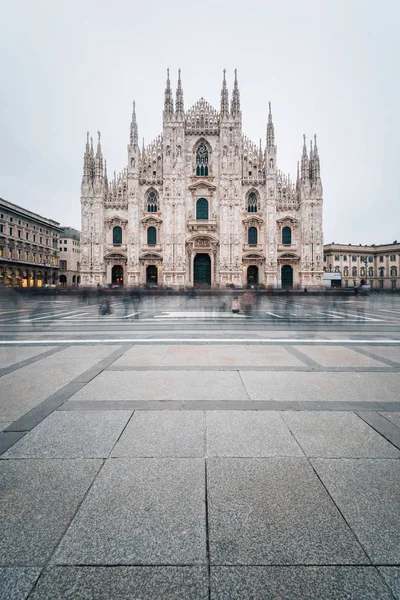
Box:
[194,253,211,285]
[112,265,124,286]
[247,265,259,286]
[146,265,158,285]
[281,265,293,288]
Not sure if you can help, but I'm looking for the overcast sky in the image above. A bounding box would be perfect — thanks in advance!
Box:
[1,0,399,244]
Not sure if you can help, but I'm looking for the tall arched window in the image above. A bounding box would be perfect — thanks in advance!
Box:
[147,191,158,212]
[282,226,292,245]
[196,198,209,220]
[147,226,157,245]
[343,267,349,277]
[368,267,374,277]
[379,267,385,277]
[248,227,258,245]
[113,226,122,245]
[247,192,258,213]
[352,266,357,276]
[196,143,209,176]
[390,266,397,277]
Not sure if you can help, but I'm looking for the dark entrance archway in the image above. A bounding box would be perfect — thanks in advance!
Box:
[112,265,124,286]
[194,253,211,285]
[281,265,293,288]
[146,265,158,285]
[247,265,259,287]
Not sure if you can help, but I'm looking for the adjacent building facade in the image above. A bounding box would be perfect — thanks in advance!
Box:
[80,70,324,288]
[0,198,61,287]
[323,243,400,290]
[59,227,81,286]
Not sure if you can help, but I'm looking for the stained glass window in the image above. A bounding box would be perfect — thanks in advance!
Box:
[196,144,209,176]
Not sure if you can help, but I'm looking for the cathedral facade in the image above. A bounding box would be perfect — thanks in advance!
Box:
[80,70,323,288]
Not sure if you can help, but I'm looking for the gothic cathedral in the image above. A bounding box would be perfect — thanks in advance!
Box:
[80,70,323,288]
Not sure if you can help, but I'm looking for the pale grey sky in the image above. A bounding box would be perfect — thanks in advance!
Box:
[1,0,399,244]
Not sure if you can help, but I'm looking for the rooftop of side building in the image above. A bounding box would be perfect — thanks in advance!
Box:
[0,197,62,230]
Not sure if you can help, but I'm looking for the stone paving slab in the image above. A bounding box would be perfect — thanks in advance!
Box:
[68,371,249,402]
[0,459,101,566]
[206,345,304,367]
[207,458,367,565]
[0,346,56,369]
[0,422,11,432]
[293,345,387,367]
[29,566,208,600]
[312,458,400,564]
[2,411,132,459]
[358,346,400,364]
[0,567,41,600]
[0,358,109,422]
[378,567,400,600]
[45,345,122,361]
[53,458,206,565]
[282,412,400,458]
[239,371,400,402]
[112,411,204,457]
[206,411,303,457]
[381,412,400,428]
[111,345,171,367]
[210,566,394,599]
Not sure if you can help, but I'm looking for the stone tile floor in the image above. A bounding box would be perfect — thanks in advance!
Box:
[1,343,400,598]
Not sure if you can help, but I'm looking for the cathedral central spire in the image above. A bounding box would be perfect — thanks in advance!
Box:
[230,69,241,117]
[175,69,184,116]
[130,101,138,147]
[301,134,309,181]
[267,102,275,149]
[164,68,174,118]
[220,69,229,117]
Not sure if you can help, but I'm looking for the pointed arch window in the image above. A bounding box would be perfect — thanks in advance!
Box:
[147,226,157,245]
[196,143,209,176]
[113,226,122,245]
[247,192,258,213]
[146,190,158,213]
[196,198,209,220]
[282,226,292,245]
[248,227,258,245]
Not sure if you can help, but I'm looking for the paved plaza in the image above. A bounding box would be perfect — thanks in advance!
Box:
[1,293,400,598]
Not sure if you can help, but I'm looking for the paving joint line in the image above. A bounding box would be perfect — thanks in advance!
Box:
[0,344,69,377]
[351,345,400,367]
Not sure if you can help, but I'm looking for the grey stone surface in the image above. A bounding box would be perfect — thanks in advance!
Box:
[207,458,366,565]
[210,566,394,599]
[206,411,303,457]
[29,566,208,600]
[46,345,122,360]
[358,346,400,364]
[0,422,11,431]
[111,345,171,367]
[0,357,109,421]
[282,412,400,458]
[381,412,400,428]
[240,371,400,402]
[53,458,206,565]
[312,459,400,563]
[206,345,304,367]
[293,345,387,367]
[2,411,132,459]
[0,346,56,369]
[0,567,41,600]
[69,371,249,401]
[378,567,400,600]
[0,459,101,566]
[112,411,204,457]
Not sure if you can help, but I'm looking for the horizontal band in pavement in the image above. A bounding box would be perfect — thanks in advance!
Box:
[57,400,400,412]
[105,365,400,372]
[1,338,400,345]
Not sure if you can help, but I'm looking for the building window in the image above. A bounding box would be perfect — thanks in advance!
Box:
[113,226,123,245]
[0,247,3,258]
[248,227,258,245]
[390,255,396,261]
[64,240,67,244]
[334,254,339,261]
[0,224,3,233]
[147,226,157,245]
[379,256,384,262]
[18,230,21,238]
[352,255,356,262]
[390,267,397,277]
[343,255,347,261]
[63,247,67,251]
[147,190,158,212]
[25,251,29,261]
[343,267,349,277]
[247,192,258,213]
[323,256,326,262]
[9,227,13,236]
[25,232,29,240]
[368,267,374,277]
[33,253,37,262]
[40,237,43,244]
[368,256,373,263]
[196,198,209,220]
[60,260,67,271]
[282,226,292,245]
[196,143,209,176]
[379,267,385,277]
[352,267,357,276]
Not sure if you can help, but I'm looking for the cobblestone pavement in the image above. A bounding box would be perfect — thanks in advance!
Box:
[1,296,400,598]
